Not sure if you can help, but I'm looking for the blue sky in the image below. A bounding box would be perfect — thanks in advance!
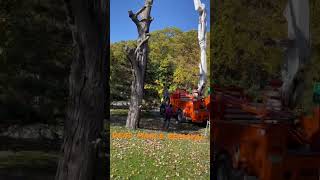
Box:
[111,0,210,43]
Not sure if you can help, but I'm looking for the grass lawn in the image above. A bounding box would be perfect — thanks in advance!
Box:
[111,108,156,118]
[0,151,59,171]
[110,125,210,180]
[111,109,129,116]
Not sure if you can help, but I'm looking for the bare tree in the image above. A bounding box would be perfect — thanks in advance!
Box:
[126,0,153,129]
[55,0,108,179]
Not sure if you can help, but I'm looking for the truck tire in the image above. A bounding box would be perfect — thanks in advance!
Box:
[213,153,251,180]
[213,154,231,180]
[177,109,184,123]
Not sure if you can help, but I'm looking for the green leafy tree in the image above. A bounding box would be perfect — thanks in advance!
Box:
[110,27,211,105]
[0,0,72,124]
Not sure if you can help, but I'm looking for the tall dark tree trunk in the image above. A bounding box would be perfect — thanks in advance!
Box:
[55,0,108,180]
[126,0,153,129]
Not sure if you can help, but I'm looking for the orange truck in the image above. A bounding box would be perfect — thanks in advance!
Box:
[158,0,209,125]
[211,85,320,180]
[168,89,210,124]
[211,0,320,178]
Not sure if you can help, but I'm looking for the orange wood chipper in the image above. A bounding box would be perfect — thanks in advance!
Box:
[168,89,210,124]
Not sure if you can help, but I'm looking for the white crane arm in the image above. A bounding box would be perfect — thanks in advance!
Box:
[193,0,207,95]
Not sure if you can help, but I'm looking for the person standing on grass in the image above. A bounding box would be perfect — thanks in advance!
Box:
[163,104,173,130]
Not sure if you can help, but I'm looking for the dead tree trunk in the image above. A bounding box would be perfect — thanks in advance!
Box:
[55,0,107,180]
[126,0,153,129]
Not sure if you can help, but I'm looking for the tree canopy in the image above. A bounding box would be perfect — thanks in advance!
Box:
[110,28,210,104]
[211,0,320,111]
[0,0,72,124]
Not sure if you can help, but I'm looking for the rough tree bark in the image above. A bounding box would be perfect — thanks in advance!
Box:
[55,0,108,180]
[125,0,153,129]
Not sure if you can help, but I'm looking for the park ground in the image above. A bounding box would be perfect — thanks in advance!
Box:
[110,109,210,180]
[0,141,106,180]
[0,108,210,179]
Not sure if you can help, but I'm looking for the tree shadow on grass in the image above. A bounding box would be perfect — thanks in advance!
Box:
[110,109,206,134]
